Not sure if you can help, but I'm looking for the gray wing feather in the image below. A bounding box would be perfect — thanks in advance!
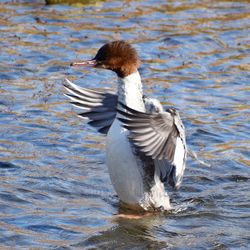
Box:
[117,102,177,161]
[173,111,186,144]
[117,101,186,188]
[64,78,118,134]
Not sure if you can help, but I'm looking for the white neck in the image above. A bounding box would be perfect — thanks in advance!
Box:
[117,71,145,112]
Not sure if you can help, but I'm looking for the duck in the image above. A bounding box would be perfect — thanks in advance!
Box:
[64,40,187,211]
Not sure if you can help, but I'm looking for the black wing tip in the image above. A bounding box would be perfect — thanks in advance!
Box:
[117,110,140,121]
[63,78,75,88]
[117,117,129,124]
[117,119,131,131]
[65,93,76,99]
[116,108,128,117]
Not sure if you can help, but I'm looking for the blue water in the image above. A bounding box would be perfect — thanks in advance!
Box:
[0,0,249,248]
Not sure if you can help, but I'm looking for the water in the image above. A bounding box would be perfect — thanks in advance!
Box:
[0,0,249,248]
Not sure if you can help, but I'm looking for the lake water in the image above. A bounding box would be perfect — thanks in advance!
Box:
[0,0,249,248]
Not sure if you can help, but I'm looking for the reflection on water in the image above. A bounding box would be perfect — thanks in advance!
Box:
[0,0,250,248]
[45,0,105,5]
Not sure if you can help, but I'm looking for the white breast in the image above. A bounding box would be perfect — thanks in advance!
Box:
[106,119,144,205]
[105,71,169,209]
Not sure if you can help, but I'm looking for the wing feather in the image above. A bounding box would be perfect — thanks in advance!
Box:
[64,78,118,134]
[117,101,187,188]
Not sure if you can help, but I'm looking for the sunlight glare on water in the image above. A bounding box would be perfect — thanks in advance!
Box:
[0,0,250,248]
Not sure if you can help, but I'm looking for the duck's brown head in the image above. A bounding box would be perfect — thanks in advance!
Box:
[72,41,140,78]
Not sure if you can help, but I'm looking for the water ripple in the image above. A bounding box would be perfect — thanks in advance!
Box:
[0,0,249,248]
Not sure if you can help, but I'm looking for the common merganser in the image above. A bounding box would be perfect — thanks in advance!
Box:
[64,41,187,211]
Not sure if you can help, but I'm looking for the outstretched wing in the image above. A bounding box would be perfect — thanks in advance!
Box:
[64,78,118,134]
[117,101,186,188]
